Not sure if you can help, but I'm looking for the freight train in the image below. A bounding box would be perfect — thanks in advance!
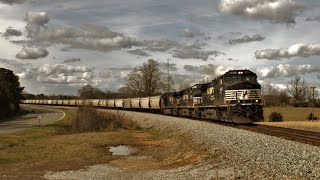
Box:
[24,69,264,124]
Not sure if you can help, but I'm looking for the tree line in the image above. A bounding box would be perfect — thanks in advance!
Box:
[0,68,24,120]
[263,76,320,107]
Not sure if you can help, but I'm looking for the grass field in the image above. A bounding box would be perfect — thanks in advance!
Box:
[263,106,320,121]
[260,106,320,132]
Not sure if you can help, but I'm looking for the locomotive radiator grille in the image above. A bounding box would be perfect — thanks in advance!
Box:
[225,89,261,101]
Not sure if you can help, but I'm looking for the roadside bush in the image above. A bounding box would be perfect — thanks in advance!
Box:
[71,106,139,132]
[269,112,284,122]
[307,113,318,121]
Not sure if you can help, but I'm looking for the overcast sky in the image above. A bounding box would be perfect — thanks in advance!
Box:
[0,0,320,95]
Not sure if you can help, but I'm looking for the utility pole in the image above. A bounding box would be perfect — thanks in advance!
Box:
[311,86,316,120]
[167,58,170,92]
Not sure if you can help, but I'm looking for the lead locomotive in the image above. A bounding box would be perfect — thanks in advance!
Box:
[161,69,264,123]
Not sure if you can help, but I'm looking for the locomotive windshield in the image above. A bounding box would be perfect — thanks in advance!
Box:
[224,75,257,84]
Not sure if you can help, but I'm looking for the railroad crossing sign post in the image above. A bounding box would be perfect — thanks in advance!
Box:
[38,115,41,128]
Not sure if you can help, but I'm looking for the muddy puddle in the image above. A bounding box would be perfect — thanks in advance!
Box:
[109,145,138,155]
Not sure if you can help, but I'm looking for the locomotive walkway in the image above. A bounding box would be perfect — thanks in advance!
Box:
[0,105,65,134]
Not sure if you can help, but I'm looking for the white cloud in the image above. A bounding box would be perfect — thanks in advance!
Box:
[184,64,229,77]
[127,49,150,56]
[173,49,223,61]
[218,0,300,24]
[25,11,50,26]
[30,24,140,51]
[16,48,49,59]
[255,43,320,60]
[0,0,25,5]
[256,64,320,79]
[25,11,50,38]
[3,27,22,37]
[179,28,195,38]
[229,34,265,44]
[18,64,95,85]
[62,58,81,64]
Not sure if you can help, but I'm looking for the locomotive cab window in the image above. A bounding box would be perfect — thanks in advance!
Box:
[207,87,214,95]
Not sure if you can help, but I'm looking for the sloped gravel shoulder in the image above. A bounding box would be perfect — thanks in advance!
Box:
[46,110,320,179]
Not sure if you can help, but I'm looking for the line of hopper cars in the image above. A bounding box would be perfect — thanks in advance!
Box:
[24,69,264,124]
[23,97,162,111]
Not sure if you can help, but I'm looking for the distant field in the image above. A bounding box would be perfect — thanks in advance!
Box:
[260,106,320,133]
[263,106,320,122]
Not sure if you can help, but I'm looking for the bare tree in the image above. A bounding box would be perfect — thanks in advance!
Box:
[278,90,290,106]
[78,85,105,99]
[287,76,307,102]
[126,59,164,97]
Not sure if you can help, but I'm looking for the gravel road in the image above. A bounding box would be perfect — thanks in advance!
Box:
[45,110,320,179]
[0,105,65,134]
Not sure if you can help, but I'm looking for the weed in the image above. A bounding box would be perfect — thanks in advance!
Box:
[269,112,284,122]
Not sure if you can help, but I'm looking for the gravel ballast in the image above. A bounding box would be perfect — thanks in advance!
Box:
[45,110,320,179]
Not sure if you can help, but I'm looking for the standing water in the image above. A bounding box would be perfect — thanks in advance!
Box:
[108,145,137,155]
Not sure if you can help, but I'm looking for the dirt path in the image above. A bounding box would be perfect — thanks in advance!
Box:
[0,105,65,134]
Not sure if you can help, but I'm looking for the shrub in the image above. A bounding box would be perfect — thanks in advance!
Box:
[307,113,318,121]
[269,112,283,122]
[71,106,139,132]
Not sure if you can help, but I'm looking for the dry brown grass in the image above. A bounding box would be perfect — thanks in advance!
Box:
[259,121,320,133]
[68,106,140,133]
[0,107,214,179]
[264,106,320,121]
[261,106,320,132]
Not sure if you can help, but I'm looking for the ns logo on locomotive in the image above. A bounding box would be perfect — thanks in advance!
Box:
[24,69,264,124]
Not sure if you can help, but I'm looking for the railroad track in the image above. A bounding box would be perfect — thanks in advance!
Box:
[237,124,320,147]
[23,104,320,147]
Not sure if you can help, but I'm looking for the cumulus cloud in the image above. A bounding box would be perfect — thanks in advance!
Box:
[179,28,195,38]
[16,48,49,60]
[37,64,94,84]
[256,64,320,79]
[3,27,22,37]
[25,11,50,38]
[25,21,217,60]
[0,58,30,73]
[0,0,25,4]
[218,0,300,24]
[18,64,95,85]
[30,24,139,51]
[159,62,178,71]
[184,64,227,77]
[99,67,132,80]
[255,43,320,60]
[226,57,238,61]
[143,39,182,52]
[305,16,320,22]
[62,58,81,64]
[25,11,50,26]
[127,49,150,56]
[228,34,265,44]
[173,49,223,61]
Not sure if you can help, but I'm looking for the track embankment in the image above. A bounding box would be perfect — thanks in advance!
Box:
[46,109,320,179]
